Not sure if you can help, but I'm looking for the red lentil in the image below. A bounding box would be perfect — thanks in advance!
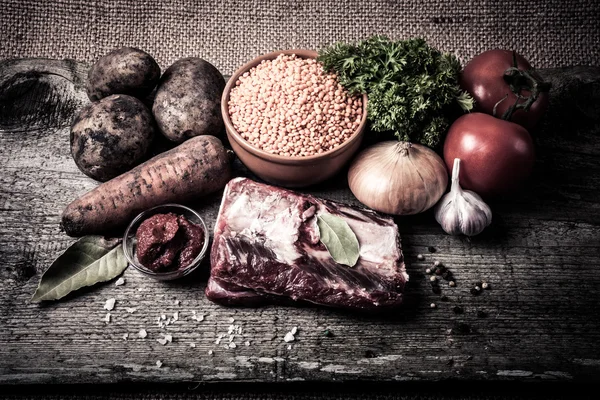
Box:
[228,54,363,157]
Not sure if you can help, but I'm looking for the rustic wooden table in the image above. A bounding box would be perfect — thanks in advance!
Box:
[0,59,599,385]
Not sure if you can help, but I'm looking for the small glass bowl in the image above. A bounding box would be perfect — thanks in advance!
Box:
[123,204,209,281]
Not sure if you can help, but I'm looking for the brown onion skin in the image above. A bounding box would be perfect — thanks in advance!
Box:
[443,113,535,198]
[348,141,448,215]
[460,49,549,131]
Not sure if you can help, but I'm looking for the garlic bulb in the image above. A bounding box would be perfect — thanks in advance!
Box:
[434,158,492,236]
[348,141,448,215]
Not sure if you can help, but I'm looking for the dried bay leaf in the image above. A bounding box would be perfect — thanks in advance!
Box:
[31,236,128,302]
[317,213,360,267]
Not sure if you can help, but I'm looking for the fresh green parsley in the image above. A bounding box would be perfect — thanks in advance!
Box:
[318,36,474,148]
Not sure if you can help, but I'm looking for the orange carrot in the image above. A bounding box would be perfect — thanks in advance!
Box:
[62,135,231,237]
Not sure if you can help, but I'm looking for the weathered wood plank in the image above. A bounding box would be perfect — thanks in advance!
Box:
[0,59,599,384]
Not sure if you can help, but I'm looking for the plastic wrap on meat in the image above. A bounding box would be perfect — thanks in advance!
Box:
[206,177,408,311]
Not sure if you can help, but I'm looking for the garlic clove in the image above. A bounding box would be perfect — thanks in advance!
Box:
[434,158,492,236]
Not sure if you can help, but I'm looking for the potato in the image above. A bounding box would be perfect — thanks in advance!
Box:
[71,94,155,182]
[152,57,225,143]
[86,47,161,101]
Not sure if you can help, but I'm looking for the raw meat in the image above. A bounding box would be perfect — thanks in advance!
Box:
[206,178,408,311]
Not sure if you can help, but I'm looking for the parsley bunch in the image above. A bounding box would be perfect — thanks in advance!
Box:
[318,36,473,148]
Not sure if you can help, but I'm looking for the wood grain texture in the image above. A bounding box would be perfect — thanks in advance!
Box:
[0,59,599,385]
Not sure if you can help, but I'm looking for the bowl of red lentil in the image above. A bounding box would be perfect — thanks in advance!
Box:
[222,49,368,187]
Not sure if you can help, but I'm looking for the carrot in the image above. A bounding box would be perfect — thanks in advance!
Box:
[62,135,232,237]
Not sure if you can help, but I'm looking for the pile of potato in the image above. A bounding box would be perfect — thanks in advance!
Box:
[71,47,226,181]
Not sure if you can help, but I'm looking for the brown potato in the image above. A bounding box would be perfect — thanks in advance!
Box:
[152,58,225,143]
[86,47,160,101]
[70,94,155,182]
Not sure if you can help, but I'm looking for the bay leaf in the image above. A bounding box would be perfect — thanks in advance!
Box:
[317,213,360,267]
[31,236,128,302]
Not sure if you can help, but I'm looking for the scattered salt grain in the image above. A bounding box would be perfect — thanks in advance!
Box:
[284,332,295,343]
[104,313,111,323]
[287,345,292,350]
[191,311,205,322]
[123,333,128,340]
[291,327,298,335]
[174,300,180,306]
[138,329,147,338]
[229,342,237,349]
[228,317,235,323]
[156,360,162,368]
[157,334,173,345]
[190,343,196,348]
[229,335,234,343]
[173,312,179,322]
[115,278,125,286]
[126,307,136,313]
[208,350,213,355]
[215,334,224,345]
[104,298,116,311]
[245,341,250,347]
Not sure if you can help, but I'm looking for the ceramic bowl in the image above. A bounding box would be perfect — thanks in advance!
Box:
[222,49,368,187]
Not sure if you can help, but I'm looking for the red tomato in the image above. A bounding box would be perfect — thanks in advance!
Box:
[443,113,535,198]
[460,50,549,131]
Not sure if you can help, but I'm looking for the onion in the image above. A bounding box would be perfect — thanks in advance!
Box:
[348,141,448,215]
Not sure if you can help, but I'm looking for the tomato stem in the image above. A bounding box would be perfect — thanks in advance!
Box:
[500,50,551,122]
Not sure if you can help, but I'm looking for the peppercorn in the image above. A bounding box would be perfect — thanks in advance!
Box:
[452,306,464,314]
[482,282,489,289]
[323,329,334,337]
[425,268,432,274]
[453,322,471,335]
[441,271,451,280]
[440,295,449,302]
[433,261,441,267]
[430,276,437,282]
[428,246,436,253]
[470,287,480,296]
[449,280,456,287]
[364,350,376,358]
[477,310,487,318]
[417,254,424,261]
[430,303,436,309]
[432,286,442,294]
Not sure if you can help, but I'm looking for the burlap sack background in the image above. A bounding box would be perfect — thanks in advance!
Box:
[1,0,599,74]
